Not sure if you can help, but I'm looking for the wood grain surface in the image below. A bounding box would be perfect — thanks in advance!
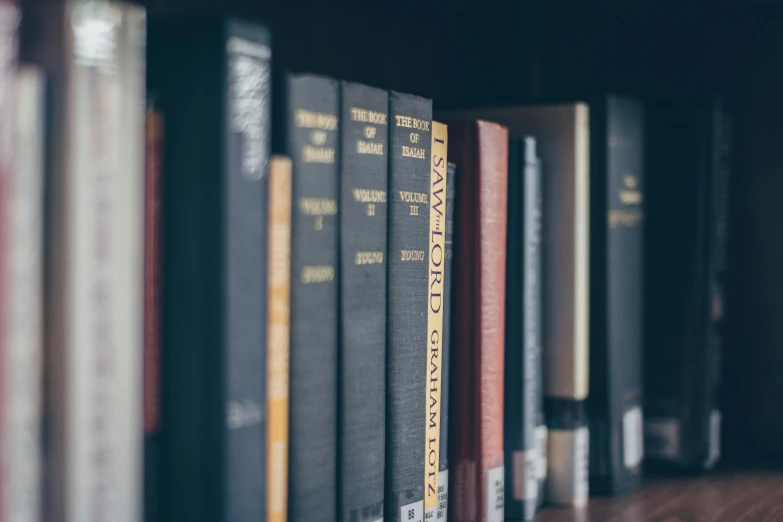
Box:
[531,472,783,522]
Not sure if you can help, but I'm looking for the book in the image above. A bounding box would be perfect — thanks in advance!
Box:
[424,122,448,522]
[22,2,146,520]
[273,73,339,522]
[1,64,44,522]
[385,90,431,522]
[0,7,19,511]
[440,104,590,506]
[644,96,731,470]
[338,81,388,522]
[267,156,293,522]
[588,95,645,495]
[448,120,508,522]
[438,161,456,522]
[504,137,543,520]
[144,103,163,522]
[148,16,271,521]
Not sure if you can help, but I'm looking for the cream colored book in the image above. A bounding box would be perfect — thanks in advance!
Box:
[22,3,146,521]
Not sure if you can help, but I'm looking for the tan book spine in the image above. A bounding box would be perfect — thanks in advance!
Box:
[425,122,448,520]
[267,155,292,522]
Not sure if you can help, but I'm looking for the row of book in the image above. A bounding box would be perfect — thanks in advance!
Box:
[0,2,730,522]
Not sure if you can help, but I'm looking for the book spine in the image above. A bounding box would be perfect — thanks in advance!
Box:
[545,105,590,507]
[505,137,543,521]
[386,91,431,522]
[338,82,388,522]
[0,7,19,513]
[223,21,272,522]
[704,98,732,469]
[424,122,447,522]
[589,97,645,494]
[437,162,455,522]
[267,156,292,522]
[144,104,163,522]
[1,65,43,522]
[24,4,147,520]
[449,121,508,522]
[282,74,339,522]
[527,143,546,508]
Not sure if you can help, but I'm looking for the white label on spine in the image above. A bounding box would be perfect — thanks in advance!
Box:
[705,409,722,469]
[436,470,448,521]
[486,466,504,522]
[573,429,589,504]
[535,425,548,480]
[644,417,680,460]
[623,406,644,469]
[401,500,423,522]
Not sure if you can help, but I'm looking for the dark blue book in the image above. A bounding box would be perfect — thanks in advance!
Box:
[149,16,271,522]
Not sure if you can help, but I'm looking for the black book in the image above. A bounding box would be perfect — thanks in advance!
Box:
[588,95,645,495]
[438,161,456,522]
[149,17,270,522]
[274,73,340,522]
[644,96,731,470]
[504,137,543,520]
[385,91,432,522]
[338,81,389,522]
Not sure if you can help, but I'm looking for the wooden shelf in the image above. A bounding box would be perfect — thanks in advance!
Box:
[533,470,783,521]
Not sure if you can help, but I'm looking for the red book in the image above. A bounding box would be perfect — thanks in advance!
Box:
[144,105,163,522]
[448,120,509,522]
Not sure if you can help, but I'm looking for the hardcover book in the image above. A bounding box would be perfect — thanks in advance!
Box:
[274,72,339,522]
[385,90,431,522]
[144,103,163,522]
[588,95,645,495]
[504,136,543,520]
[0,7,19,508]
[425,122,448,522]
[148,16,271,522]
[267,156,293,522]
[22,3,146,520]
[338,81,388,522]
[438,161,456,522]
[1,65,44,522]
[644,96,731,471]
[448,120,508,522]
[440,104,590,506]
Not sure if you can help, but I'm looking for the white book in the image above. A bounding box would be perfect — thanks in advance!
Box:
[1,65,45,522]
[22,3,146,521]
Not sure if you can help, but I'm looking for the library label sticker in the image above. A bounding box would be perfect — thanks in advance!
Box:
[401,500,423,522]
[487,465,504,522]
[436,470,448,521]
[623,406,644,468]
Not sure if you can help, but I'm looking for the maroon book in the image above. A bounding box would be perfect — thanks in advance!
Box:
[144,105,163,522]
[448,120,509,522]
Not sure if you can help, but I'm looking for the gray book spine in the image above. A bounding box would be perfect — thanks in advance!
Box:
[339,82,388,522]
[437,162,456,522]
[385,91,432,522]
[275,73,340,522]
[224,20,272,522]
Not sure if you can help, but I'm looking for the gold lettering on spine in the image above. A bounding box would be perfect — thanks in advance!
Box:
[300,266,335,284]
[296,109,337,163]
[395,114,430,160]
[425,122,448,513]
[267,157,292,522]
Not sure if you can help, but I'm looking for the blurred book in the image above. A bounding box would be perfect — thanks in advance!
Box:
[644,96,731,471]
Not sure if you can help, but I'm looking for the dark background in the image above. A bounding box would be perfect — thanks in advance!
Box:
[137,0,783,464]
